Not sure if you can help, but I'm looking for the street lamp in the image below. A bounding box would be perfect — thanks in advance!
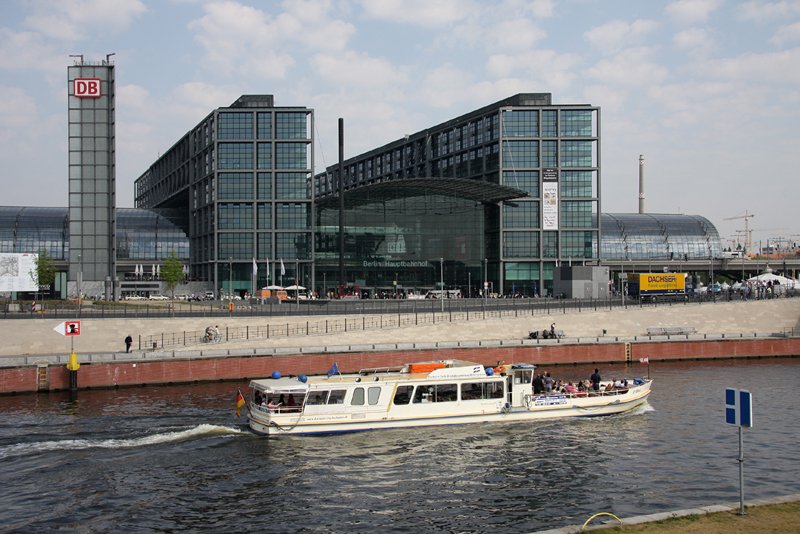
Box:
[228,257,233,302]
[483,258,488,299]
[77,253,82,307]
[440,257,444,312]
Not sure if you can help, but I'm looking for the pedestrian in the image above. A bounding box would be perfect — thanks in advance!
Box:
[550,322,556,337]
[124,334,133,353]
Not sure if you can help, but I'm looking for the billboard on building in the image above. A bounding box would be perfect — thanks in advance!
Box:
[0,253,38,292]
[542,181,559,230]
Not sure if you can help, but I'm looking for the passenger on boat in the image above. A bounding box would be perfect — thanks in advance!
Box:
[604,381,615,392]
[254,391,264,405]
[532,374,545,394]
[590,369,602,391]
[543,372,554,393]
[564,382,577,394]
[614,379,625,388]
[267,394,285,410]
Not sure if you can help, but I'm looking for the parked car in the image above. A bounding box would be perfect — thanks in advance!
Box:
[149,294,169,300]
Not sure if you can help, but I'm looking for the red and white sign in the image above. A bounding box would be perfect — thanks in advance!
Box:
[73,78,101,98]
[54,321,81,336]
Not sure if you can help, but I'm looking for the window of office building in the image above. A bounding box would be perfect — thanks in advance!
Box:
[502,140,538,168]
[502,110,538,137]
[561,201,595,228]
[561,171,596,197]
[542,110,557,137]
[503,201,539,228]
[276,232,311,260]
[257,143,272,169]
[218,203,253,229]
[257,233,272,260]
[276,172,309,199]
[218,143,253,170]
[276,112,308,139]
[217,112,253,140]
[503,170,539,197]
[504,261,540,282]
[257,112,272,139]
[276,143,309,169]
[257,203,272,229]
[542,140,558,168]
[257,172,272,199]
[218,232,253,259]
[276,203,308,229]
[218,172,252,200]
[560,141,593,167]
[503,231,539,257]
[542,231,558,258]
[562,230,596,258]
[560,110,593,137]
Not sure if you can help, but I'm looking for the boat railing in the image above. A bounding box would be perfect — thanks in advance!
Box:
[358,366,405,375]
[251,402,303,415]
[526,384,643,404]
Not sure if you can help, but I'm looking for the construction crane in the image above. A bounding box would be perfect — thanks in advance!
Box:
[724,211,754,254]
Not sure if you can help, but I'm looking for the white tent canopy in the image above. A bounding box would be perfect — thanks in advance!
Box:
[746,272,797,287]
[284,285,306,291]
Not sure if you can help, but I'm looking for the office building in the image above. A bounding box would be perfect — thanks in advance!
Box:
[135,95,313,297]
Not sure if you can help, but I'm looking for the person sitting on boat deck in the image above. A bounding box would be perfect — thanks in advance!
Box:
[532,373,545,394]
[604,381,615,392]
[564,382,577,394]
[543,372,554,393]
[614,378,625,388]
[286,394,297,410]
[267,394,285,410]
[590,368,602,391]
[254,391,264,405]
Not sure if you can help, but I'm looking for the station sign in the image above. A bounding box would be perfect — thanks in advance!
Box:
[73,78,101,98]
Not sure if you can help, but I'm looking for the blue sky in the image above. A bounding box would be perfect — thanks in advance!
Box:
[1,0,799,250]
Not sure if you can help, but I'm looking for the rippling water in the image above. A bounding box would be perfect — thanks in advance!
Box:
[1,358,798,533]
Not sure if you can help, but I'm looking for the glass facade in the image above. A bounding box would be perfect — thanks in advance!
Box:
[67,61,116,296]
[313,94,599,297]
[601,214,722,261]
[135,95,313,295]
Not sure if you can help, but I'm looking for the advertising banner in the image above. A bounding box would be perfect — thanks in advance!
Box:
[0,253,38,292]
[542,181,559,230]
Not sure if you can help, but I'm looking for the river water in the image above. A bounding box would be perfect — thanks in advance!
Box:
[1,358,798,533]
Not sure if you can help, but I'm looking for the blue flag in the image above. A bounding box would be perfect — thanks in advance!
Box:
[327,362,340,377]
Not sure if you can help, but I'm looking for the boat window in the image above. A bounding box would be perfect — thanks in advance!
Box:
[307,391,329,405]
[514,371,533,385]
[460,381,505,400]
[328,390,346,404]
[413,383,458,403]
[367,387,381,405]
[351,387,365,406]
[393,385,413,405]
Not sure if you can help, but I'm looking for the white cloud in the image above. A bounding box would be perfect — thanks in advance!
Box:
[699,48,800,85]
[486,18,547,50]
[0,86,39,142]
[584,19,659,54]
[312,51,407,87]
[22,0,147,41]
[486,49,580,90]
[673,27,715,54]
[358,0,474,27]
[738,1,800,24]
[585,47,669,87]
[771,21,800,45]
[665,0,722,25]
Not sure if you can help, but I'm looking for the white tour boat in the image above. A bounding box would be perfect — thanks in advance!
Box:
[244,360,652,436]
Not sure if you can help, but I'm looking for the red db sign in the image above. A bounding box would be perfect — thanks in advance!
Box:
[73,78,101,98]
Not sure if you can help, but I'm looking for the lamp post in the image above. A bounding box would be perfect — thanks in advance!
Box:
[77,253,82,308]
[483,258,488,299]
[468,271,471,299]
[440,257,444,312]
[228,257,233,302]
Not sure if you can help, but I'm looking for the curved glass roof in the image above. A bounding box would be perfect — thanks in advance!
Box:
[601,213,722,260]
[0,207,189,261]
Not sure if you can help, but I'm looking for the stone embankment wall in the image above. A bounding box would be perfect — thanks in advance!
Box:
[2,337,798,394]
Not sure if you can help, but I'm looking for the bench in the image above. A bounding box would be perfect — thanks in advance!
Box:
[646,326,697,336]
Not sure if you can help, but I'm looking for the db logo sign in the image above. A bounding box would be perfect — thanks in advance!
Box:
[73,78,101,98]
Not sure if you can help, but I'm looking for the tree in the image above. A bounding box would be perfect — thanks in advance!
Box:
[161,252,185,298]
[35,249,56,300]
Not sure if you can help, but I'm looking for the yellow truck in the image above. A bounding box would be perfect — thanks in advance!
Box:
[628,273,687,300]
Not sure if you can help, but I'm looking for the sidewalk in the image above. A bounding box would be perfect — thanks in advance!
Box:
[1,298,798,358]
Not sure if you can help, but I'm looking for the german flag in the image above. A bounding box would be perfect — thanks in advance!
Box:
[236,389,247,417]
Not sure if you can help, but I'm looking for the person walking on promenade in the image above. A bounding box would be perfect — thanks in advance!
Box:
[124,335,133,353]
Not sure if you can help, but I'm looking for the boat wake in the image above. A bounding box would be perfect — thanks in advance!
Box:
[0,424,245,460]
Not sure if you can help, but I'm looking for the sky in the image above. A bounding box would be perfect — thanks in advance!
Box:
[1,0,799,250]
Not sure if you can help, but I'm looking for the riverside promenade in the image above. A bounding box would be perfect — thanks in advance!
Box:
[1,298,799,393]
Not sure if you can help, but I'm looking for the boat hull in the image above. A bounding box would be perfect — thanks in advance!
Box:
[248,384,651,436]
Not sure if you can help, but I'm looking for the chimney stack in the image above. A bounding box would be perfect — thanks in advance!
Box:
[638,154,645,214]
